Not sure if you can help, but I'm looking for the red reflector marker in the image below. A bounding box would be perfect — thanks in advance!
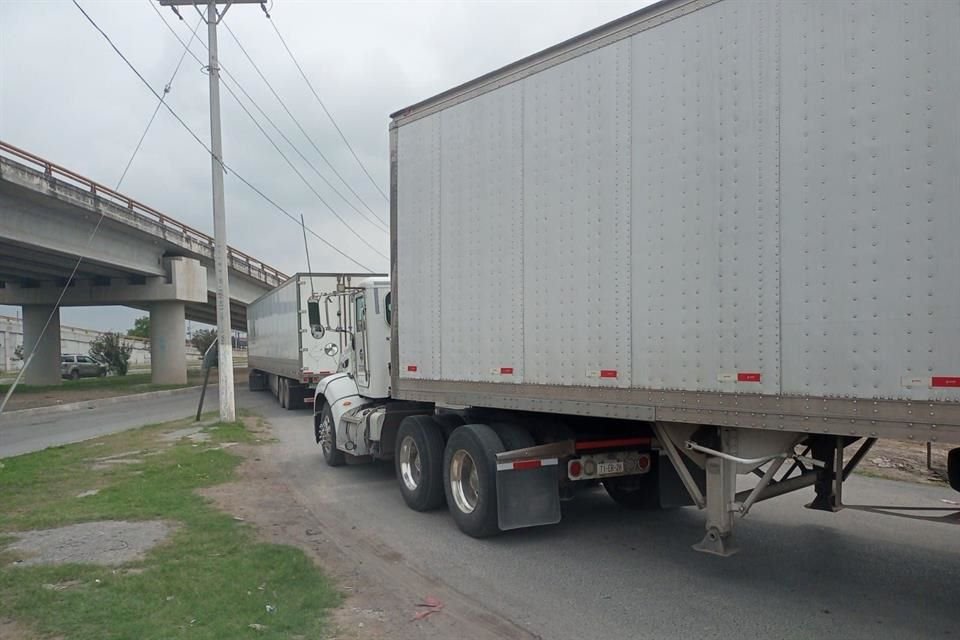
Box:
[500,367,514,375]
[600,369,618,378]
[512,459,542,471]
[407,365,418,372]
[569,460,583,477]
[932,377,960,388]
[737,372,762,383]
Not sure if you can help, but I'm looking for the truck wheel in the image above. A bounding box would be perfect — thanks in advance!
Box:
[433,412,465,439]
[602,456,661,510]
[395,416,446,511]
[948,448,960,492]
[490,422,535,451]
[443,424,504,538]
[318,404,345,467]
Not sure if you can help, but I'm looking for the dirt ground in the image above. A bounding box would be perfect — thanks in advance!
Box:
[854,439,953,485]
[200,419,537,640]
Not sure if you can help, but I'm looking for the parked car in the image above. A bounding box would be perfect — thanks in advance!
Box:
[60,354,107,380]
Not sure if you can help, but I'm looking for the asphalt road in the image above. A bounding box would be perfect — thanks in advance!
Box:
[6,388,959,638]
[0,387,216,458]
[246,393,960,640]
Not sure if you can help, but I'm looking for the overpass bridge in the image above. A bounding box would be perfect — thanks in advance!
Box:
[0,140,286,385]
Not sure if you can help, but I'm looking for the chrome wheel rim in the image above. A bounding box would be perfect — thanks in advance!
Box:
[449,449,479,514]
[399,435,422,492]
[319,413,334,456]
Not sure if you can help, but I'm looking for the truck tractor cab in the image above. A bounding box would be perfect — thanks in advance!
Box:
[308,276,421,465]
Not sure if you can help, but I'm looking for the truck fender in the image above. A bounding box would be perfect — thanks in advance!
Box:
[318,373,375,454]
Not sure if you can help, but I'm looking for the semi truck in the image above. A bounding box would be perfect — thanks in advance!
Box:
[246,273,382,409]
[311,0,960,555]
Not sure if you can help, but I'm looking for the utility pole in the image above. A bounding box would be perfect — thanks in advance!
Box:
[160,0,261,421]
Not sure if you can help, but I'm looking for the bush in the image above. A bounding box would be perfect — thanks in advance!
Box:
[190,329,217,356]
[89,332,133,376]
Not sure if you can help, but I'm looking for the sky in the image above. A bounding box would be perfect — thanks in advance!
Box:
[0,0,649,332]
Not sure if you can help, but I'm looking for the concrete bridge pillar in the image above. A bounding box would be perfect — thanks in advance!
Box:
[150,301,186,385]
[22,305,61,385]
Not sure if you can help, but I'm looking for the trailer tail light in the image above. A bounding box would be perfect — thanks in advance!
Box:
[568,452,651,480]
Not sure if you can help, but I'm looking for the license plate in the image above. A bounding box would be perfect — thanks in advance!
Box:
[597,461,624,476]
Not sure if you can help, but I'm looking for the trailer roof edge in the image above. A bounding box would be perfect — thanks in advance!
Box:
[389,0,710,125]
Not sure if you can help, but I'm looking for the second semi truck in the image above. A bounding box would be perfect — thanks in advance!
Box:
[247,273,382,409]
[308,0,960,555]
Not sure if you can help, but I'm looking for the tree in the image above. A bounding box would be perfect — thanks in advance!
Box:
[127,316,150,339]
[89,332,133,376]
[190,329,218,360]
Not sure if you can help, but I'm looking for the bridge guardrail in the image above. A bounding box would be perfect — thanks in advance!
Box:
[0,139,286,287]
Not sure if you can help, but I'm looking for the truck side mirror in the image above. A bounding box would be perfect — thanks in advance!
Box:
[307,300,325,339]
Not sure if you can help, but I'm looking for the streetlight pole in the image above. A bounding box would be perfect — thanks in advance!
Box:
[159,0,262,422]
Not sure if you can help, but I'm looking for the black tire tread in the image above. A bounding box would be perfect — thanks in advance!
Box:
[320,404,346,467]
[948,448,960,492]
[443,424,505,538]
[395,415,446,511]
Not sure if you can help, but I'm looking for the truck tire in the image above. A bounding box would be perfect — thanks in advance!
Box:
[289,384,305,410]
[395,416,446,511]
[443,424,505,538]
[948,448,960,492]
[490,422,535,451]
[318,404,345,467]
[280,379,290,409]
[602,455,661,510]
[433,412,465,439]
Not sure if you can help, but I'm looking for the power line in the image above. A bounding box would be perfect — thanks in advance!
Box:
[150,3,387,234]
[117,15,204,188]
[219,73,389,259]
[75,0,378,272]
[2,5,204,414]
[264,9,389,203]
[222,18,388,224]
[150,11,388,260]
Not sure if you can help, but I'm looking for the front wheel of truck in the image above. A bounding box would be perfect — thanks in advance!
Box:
[318,404,345,467]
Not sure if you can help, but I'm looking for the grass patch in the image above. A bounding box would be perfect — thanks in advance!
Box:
[0,372,205,395]
[0,417,339,639]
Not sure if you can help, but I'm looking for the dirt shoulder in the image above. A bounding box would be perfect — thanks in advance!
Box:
[854,439,953,486]
[201,420,537,640]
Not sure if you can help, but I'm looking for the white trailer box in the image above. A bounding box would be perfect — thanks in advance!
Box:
[390,0,960,444]
[248,273,382,408]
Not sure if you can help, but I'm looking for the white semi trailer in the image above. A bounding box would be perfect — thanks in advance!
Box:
[247,273,382,409]
[313,0,960,554]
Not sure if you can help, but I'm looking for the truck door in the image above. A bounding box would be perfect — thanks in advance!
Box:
[355,294,369,388]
